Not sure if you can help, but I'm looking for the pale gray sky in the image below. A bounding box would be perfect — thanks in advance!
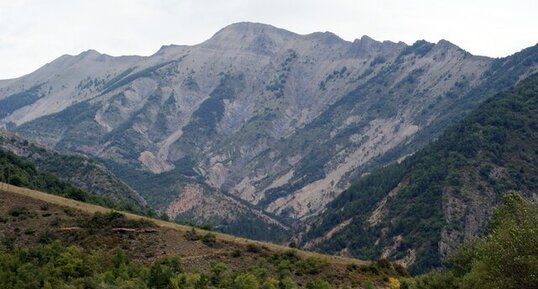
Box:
[0,0,536,79]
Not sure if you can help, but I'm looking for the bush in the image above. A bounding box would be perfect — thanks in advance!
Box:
[184,228,200,241]
[246,243,262,253]
[38,231,57,244]
[200,223,212,231]
[202,232,217,246]
[231,249,242,258]
[296,257,328,275]
[412,271,458,289]
[306,278,332,289]
[8,206,29,217]
[83,211,155,229]
[159,212,169,221]
[234,273,260,289]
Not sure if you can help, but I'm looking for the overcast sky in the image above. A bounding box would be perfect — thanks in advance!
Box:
[0,0,536,79]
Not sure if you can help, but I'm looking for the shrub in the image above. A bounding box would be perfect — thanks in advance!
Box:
[202,232,217,246]
[38,231,57,244]
[159,212,170,221]
[184,228,200,241]
[9,206,29,217]
[50,217,61,227]
[296,256,328,275]
[200,223,212,231]
[231,249,242,258]
[246,243,262,253]
[83,211,155,229]
[306,278,332,289]
[234,273,260,289]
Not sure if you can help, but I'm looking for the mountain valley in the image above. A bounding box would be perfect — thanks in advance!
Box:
[0,22,537,276]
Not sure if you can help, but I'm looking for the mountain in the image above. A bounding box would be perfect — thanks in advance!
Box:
[300,73,538,273]
[1,22,537,237]
[0,129,146,207]
[0,183,407,289]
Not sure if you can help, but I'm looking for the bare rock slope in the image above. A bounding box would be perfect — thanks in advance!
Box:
[1,22,536,238]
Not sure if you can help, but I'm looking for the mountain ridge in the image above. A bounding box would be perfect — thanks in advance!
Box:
[1,22,537,239]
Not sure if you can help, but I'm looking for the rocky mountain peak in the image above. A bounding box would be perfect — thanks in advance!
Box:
[304,31,345,45]
[432,39,465,52]
[202,22,298,52]
[349,35,405,56]
[79,49,102,57]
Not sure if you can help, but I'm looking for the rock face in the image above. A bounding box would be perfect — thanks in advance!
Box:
[0,22,536,237]
[299,70,538,274]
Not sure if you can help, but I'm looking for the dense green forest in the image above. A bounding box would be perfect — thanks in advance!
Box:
[0,148,154,216]
[303,73,538,273]
[0,242,390,289]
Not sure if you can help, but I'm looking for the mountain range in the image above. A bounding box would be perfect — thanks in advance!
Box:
[0,22,537,269]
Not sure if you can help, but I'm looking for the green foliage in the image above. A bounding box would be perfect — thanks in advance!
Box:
[201,232,217,246]
[306,278,332,289]
[184,228,200,241]
[0,149,91,202]
[231,249,242,258]
[455,193,538,289]
[410,193,538,289]
[100,61,177,95]
[0,147,152,216]
[234,272,260,289]
[412,271,459,289]
[0,238,367,289]
[246,243,262,253]
[306,73,538,273]
[296,256,328,275]
[82,211,156,230]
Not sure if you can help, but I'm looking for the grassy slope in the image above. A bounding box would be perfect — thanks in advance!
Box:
[0,181,361,265]
[0,183,411,288]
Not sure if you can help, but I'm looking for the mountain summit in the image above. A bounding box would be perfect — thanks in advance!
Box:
[0,22,537,240]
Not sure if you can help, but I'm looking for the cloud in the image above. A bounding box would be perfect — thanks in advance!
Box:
[0,0,536,79]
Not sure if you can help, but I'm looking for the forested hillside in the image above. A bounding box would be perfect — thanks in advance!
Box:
[0,130,146,207]
[0,148,151,214]
[302,73,538,273]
